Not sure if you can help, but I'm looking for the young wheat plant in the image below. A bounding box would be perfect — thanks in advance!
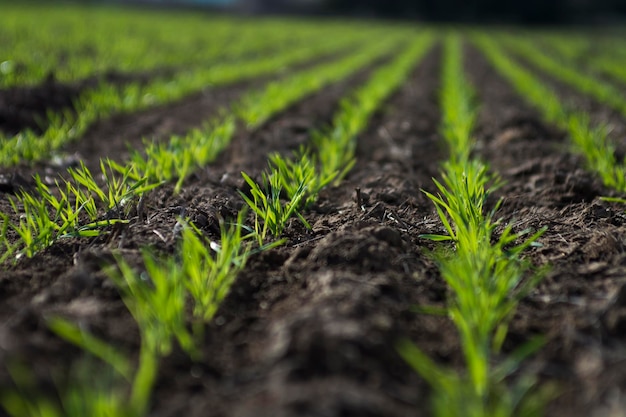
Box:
[400,34,550,417]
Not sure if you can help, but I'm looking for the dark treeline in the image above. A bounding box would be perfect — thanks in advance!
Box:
[53,0,626,24]
[248,0,626,24]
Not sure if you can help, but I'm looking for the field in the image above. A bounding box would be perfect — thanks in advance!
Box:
[1,4,626,417]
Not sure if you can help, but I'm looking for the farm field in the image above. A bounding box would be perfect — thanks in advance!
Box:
[1,3,626,417]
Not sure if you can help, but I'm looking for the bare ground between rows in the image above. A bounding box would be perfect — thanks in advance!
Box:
[0,48,384,192]
[0,47,440,417]
[506,44,626,155]
[2,39,624,417]
[0,67,178,137]
[148,44,451,417]
[0,76,273,194]
[466,44,626,417]
[60,46,380,176]
[0,37,322,138]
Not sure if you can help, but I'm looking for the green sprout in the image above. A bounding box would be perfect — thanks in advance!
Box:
[402,34,550,417]
[239,169,310,245]
[69,160,161,216]
[1,359,139,417]
[268,148,337,209]
[474,34,626,194]
[107,249,196,359]
[0,160,159,263]
[103,249,196,415]
[181,211,251,324]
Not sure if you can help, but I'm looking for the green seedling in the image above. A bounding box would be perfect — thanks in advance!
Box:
[107,250,196,359]
[105,250,194,415]
[0,213,17,263]
[4,174,120,259]
[398,336,553,417]
[105,210,255,353]
[268,149,337,209]
[132,118,236,192]
[47,318,133,380]
[404,34,550,417]
[311,112,358,184]
[420,160,547,399]
[69,160,160,216]
[7,181,59,258]
[0,160,160,262]
[239,169,310,245]
[181,211,251,325]
[45,316,161,417]
[1,360,138,417]
[420,160,504,244]
[567,115,626,192]
[602,196,626,205]
[475,34,626,194]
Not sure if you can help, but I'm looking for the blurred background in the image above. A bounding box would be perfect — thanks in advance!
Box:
[105,0,626,24]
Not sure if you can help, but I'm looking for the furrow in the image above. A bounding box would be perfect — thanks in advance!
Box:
[0,37,414,415]
[0,7,364,89]
[0,32,377,167]
[0,37,444,417]
[148,41,447,417]
[466,41,626,417]
[474,34,626,193]
[500,36,626,148]
[0,68,177,136]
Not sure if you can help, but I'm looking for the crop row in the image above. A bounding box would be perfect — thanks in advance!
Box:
[0,4,381,87]
[240,33,434,242]
[2,24,626,416]
[0,30,409,261]
[0,26,395,166]
[400,34,548,417]
[0,33,432,416]
[475,35,626,193]
[501,35,626,119]
[535,32,626,85]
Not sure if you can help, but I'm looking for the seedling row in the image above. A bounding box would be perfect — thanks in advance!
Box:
[1,6,626,416]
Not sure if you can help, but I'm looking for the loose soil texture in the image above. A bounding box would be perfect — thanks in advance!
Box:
[1,43,625,417]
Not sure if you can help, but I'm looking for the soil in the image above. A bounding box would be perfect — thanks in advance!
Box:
[0,36,322,137]
[1,41,626,417]
[466,44,626,416]
[507,44,626,153]
[0,69,176,136]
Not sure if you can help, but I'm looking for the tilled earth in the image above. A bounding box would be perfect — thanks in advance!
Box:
[1,43,626,417]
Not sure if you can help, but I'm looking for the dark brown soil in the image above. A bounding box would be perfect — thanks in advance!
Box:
[1,41,626,417]
[506,43,626,152]
[466,44,626,416]
[0,69,174,136]
[0,47,371,181]
[0,36,322,137]
[71,53,386,176]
